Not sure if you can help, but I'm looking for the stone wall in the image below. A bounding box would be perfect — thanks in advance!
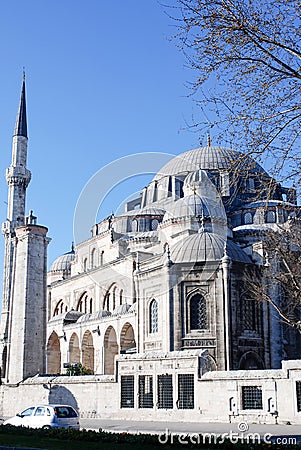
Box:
[0,359,301,425]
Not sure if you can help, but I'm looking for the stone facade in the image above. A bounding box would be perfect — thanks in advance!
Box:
[0,79,301,424]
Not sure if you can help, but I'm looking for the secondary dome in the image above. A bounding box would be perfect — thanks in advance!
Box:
[154,146,267,181]
[163,194,222,221]
[50,249,75,273]
[170,231,251,264]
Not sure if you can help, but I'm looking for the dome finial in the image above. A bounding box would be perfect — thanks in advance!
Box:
[207,132,211,147]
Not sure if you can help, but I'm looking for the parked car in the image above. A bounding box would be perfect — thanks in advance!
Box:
[3,404,80,429]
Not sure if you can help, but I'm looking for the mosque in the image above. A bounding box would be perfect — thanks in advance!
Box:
[0,78,300,423]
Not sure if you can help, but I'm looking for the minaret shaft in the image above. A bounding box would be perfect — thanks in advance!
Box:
[0,78,30,341]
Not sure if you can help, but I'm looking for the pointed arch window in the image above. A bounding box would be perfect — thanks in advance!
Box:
[244,212,253,225]
[189,294,207,331]
[91,248,97,269]
[83,258,88,272]
[149,299,158,333]
[266,211,276,223]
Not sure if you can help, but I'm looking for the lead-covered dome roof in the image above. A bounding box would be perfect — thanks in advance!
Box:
[170,231,251,264]
[154,146,267,181]
[163,194,222,221]
[50,249,75,273]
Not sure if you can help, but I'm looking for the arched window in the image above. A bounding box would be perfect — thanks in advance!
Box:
[244,212,253,225]
[167,177,172,197]
[151,219,159,231]
[132,219,138,232]
[175,179,184,199]
[91,248,96,269]
[77,292,90,313]
[149,299,158,333]
[242,298,257,331]
[112,287,117,310]
[248,178,255,191]
[103,293,110,311]
[189,294,207,330]
[266,211,276,223]
[83,258,88,272]
[53,300,64,316]
[119,290,123,305]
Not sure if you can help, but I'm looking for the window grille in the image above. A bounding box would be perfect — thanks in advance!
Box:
[151,219,159,231]
[157,374,173,409]
[132,219,138,232]
[244,212,253,225]
[243,298,256,331]
[242,386,263,410]
[178,374,194,409]
[296,381,301,412]
[149,299,158,333]
[138,375,153,408]
[120,375,134,408]
[190,294,207,330]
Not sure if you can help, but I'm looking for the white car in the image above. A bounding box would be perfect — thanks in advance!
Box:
[3,404,80,429]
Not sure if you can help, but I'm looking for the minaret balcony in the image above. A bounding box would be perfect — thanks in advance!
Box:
[6,167,31,186]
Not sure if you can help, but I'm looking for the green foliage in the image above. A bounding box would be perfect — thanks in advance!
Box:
[66,363,93,376]
[169,0,301,189]
[0,425,301,449]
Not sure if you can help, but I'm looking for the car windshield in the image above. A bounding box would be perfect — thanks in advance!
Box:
[20,407,35,417]
[54,406,78,418]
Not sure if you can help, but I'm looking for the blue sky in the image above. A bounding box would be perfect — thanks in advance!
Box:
[0,0,205,268]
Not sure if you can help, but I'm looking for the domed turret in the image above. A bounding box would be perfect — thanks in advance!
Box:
[49,245,75,275]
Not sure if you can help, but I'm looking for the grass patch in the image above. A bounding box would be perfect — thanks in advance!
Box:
[0,425,300,450]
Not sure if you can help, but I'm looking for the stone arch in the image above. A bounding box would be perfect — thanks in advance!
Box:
[238,351,264,370]
[103,283,119,312]
[103,326,118,375]
[120,323,136,353]
[82,331,94,373]
[91,247,97,269]
[54,299,65,316]
[69,333,80,365]
[76,291,93,313]
[46,331,61,374]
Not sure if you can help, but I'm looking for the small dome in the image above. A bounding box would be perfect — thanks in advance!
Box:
[50,249,75,273]
[163,194,224,222]
[122,206,165,217]
[170,231,250,264]
[163,194,210,221]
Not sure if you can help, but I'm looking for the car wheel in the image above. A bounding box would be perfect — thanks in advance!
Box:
[42,425,52,430]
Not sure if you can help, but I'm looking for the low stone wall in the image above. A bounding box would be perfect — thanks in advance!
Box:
[0,375,118,420]
[0,359,301,425]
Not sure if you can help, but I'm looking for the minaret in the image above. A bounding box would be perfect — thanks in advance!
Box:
[0,75,31,349]
[0,75,50,383]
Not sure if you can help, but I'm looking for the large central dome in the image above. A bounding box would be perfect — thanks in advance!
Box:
[153,146,267,181]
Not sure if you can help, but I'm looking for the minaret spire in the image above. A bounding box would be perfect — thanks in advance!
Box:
[13,71,27,138]
[0,73,31,346]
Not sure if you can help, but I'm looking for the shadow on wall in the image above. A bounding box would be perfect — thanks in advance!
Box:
[47,385,79,412]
